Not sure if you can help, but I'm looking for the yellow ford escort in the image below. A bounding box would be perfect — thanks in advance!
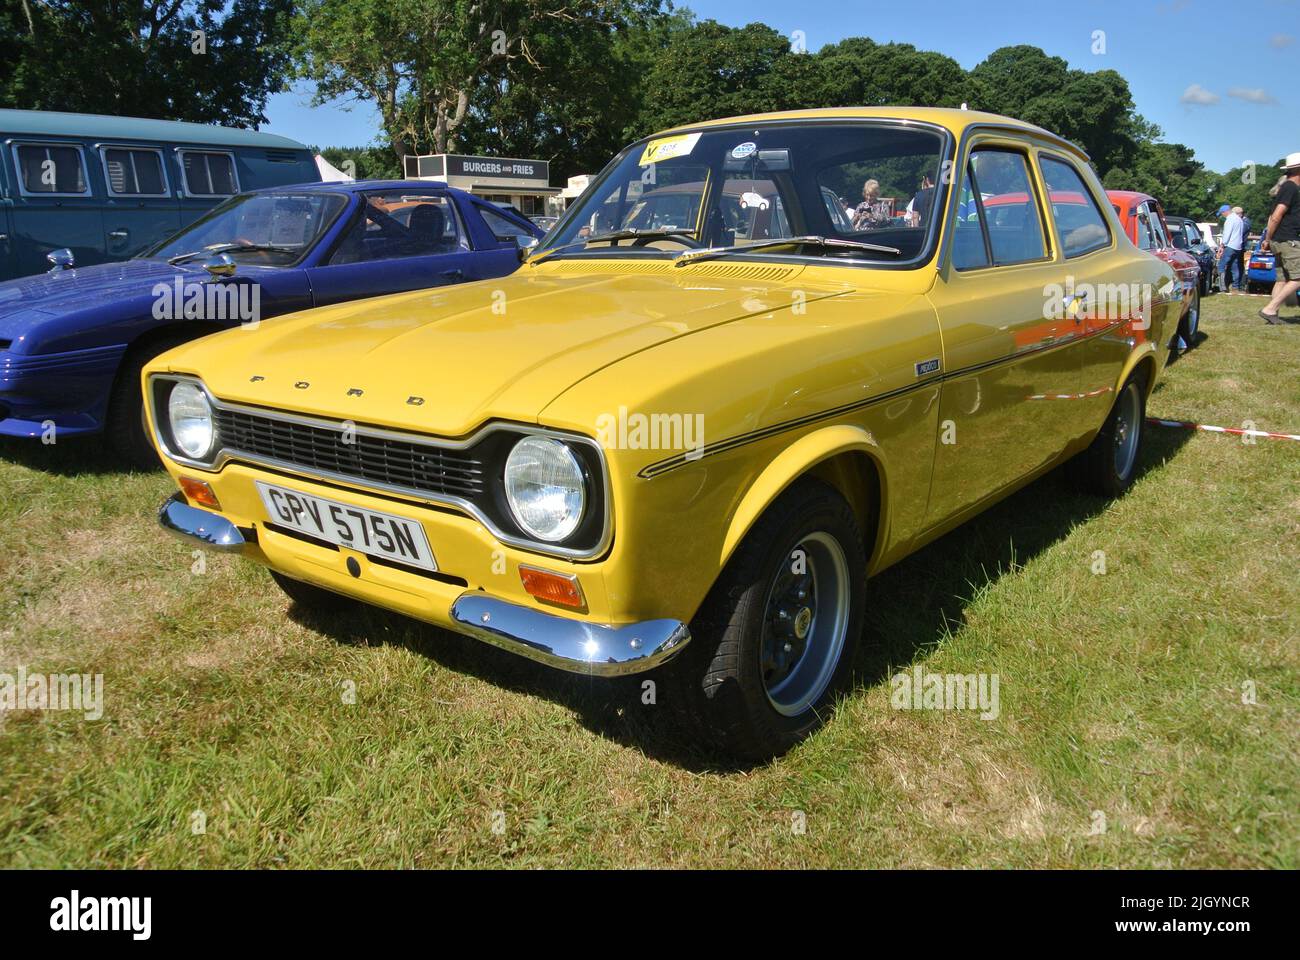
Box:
[146,108,1178,758]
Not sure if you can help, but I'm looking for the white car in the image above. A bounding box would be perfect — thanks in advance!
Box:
[739,191,770,211]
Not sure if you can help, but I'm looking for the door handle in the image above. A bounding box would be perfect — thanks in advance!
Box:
[0,233,7,243]
[108,229,129,241]
[441,268,465,280]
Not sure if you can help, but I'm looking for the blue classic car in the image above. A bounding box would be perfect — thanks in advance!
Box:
[0,180,543,466]
[1246,239,1276,293]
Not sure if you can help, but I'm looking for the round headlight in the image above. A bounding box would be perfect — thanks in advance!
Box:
[503,436,586,542]
[167,381,216,460]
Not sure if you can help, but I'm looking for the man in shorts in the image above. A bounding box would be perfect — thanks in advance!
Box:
[1260,152,1300,324]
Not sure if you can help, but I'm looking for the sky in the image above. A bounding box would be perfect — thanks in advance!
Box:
[262,0,1298,174]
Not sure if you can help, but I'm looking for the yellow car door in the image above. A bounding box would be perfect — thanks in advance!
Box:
[924,140,1083,525]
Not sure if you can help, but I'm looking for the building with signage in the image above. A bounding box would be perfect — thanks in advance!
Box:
[403,153,561,217]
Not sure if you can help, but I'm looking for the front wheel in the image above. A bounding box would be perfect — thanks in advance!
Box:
[1069,371,1147,498]
[105,335,194,470]
[663,478,866,760]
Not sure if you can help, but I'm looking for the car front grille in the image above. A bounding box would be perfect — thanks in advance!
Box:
[213,407,487,500]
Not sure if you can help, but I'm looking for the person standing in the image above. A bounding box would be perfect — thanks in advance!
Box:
[852,179,890,230]
[1217,204,1245,293]
[1259,153,1300,323]
[1236,207,1251,287]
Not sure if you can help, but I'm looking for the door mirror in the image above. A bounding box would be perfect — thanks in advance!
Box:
[46,248,75,273]
[202,253,237,279]
[514,235,539,261]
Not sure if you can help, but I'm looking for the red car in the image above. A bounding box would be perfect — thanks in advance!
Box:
[1107,190,1201,351]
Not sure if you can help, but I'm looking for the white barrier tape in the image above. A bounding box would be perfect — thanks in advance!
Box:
[1146,417,1300,443]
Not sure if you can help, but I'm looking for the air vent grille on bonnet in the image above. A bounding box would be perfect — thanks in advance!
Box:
[545,260,797,282]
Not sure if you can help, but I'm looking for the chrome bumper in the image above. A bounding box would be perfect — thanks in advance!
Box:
[158,493,689,677]
[158,493,254,553]
[451,594,690,677]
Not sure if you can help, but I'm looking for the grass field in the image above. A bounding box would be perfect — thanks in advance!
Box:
[1,292,1296,869]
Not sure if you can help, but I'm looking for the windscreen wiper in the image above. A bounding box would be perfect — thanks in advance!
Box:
[527,228,697,265]
[673,235,901,267]
[167,242,298,265]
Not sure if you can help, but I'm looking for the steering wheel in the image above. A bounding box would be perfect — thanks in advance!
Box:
[630,233,705,249]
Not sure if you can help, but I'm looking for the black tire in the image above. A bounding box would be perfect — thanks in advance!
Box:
[1070,370,1147,498]
[269,570,358,613]
[663,477,866,761]
[105,334,194,470]
[1178,285,1200,349]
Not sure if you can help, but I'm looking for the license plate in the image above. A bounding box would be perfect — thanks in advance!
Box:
[255,481,437,571]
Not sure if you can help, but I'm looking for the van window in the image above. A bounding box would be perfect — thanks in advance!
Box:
[102,147,168,196]
[180,151,239,196]
[15,144,89,195]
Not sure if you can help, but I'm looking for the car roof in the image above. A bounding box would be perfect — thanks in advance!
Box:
[1106,189,1155,209]
[652,107,1090,161]
[0,108,309,149]
[247,179,471,198]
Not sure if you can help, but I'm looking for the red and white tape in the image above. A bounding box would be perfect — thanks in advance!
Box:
[1146,417,1300,443]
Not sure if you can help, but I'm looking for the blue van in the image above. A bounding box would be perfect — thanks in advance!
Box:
[0,109,319,281]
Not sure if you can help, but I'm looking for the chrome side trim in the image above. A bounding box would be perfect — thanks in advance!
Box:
[450,593,690,677]
[158,493,254,553]
[147,374,614,561]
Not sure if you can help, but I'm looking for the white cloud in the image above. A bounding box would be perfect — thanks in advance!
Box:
[1180,84,1220,106]
[1227,87,1278,105]
[1270,34,1294,49]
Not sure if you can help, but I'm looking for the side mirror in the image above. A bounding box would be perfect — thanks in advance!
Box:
[46,248,75,273]
[514,235,539,261]
[202,253,237,279]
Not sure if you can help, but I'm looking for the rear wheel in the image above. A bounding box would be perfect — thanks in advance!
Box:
[1179,285,1200,349]
[663,478,866,760]
[1070,370,1147,497]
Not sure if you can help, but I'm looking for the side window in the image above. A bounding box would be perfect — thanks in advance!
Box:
[952,162,990,270]
[15,143,89,195]
[1038,155,1111,258]
[102,147,167,197]
[1147,204,1170,248]
[1135,205,1156,251]
[478,205,535,242]
[180,151,238,196]
[329,192,465,265]
[969,149,1046,265]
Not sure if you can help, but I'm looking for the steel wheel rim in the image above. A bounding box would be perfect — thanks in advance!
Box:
[1113,383,1141,480]
[760,531,850,716]
[1187,290,1199,338]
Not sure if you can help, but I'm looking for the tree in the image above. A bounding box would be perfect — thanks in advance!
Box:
[970,46,1145,176]
[0,0,296,128]
[454,3,674,183]
[292,0,663,165]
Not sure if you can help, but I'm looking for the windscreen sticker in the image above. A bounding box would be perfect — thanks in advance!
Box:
[639,132,702,166]
[730,141,757,160]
